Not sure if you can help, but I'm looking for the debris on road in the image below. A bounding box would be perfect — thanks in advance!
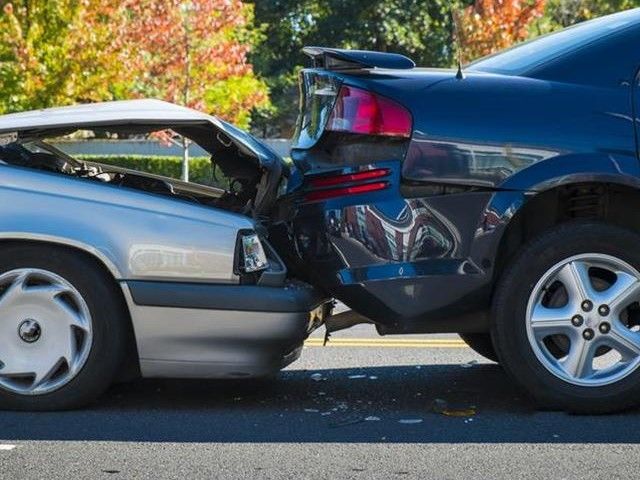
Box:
[432,398,477,417]
[460,360,478,368]
[348,374,367,379]
[310,373,324,381]
[364,416,381,421]
[398,419,423,425]
[441,408,477,417]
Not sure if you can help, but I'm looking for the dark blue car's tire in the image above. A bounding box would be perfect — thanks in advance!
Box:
[459,333,499,363]
[0,244,128,411]
[492,221,640,413]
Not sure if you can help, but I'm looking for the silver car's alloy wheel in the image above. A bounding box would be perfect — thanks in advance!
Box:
[0,268,93,395]
[526,253,640,387]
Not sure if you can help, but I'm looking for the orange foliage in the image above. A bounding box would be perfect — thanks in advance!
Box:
[113,0,268,124]
[457,0,546,62]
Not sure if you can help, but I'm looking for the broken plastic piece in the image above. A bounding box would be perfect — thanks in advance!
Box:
[398,419,423,424]
[432,398,476,417]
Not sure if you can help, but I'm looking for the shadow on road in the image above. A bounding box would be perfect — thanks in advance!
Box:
[1,363,638,444]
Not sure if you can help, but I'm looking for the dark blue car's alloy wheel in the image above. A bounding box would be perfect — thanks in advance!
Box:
[526,253,640,387]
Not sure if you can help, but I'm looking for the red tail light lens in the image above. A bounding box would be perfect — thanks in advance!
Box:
[309,168,391,188]
[326,86,412,138]
[305,181,388,202]
[304,167,391,202]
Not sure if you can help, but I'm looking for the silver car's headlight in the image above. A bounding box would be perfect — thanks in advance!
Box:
[239,232,269,273]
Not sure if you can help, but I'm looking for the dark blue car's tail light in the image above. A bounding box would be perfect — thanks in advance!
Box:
[326,86,412,138]
[303,167,391,202]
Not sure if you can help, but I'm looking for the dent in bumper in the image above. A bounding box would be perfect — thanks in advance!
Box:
[285,189,495,328]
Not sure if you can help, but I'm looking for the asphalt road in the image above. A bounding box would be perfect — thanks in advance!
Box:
[1,325,640,480]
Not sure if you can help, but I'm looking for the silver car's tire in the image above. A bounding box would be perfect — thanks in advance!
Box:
[492,222,640,413]
[0,244,128,410]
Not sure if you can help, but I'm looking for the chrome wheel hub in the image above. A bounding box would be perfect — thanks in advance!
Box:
[526,253,640,387]
[0,269,93,395]
[18,319,41,343]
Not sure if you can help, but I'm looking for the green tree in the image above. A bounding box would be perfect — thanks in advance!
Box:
[0,0,118,113]
[535,0,640,32]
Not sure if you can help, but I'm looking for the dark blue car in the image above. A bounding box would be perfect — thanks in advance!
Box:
[274,8,640,413]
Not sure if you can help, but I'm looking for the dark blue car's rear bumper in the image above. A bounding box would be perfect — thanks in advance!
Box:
[273,161,498,334]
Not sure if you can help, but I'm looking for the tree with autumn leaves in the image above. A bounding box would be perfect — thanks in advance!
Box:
[456,0,547,61]
[0,0,269,130]
[0,0,638,138]
[115,0,269,180]
[117,0,268,128]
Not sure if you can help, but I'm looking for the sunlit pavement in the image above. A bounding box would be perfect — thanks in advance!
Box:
[1,324,639,479]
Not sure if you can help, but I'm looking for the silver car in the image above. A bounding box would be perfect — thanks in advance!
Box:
[0,99,330,410]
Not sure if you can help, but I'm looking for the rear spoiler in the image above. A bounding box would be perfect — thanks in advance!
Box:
[302,46,415,71]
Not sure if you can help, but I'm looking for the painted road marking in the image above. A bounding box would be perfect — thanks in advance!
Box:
[0,445,16,451]
[304,338,468,348]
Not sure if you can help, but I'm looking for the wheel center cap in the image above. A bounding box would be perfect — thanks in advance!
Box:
[18,319,41,343]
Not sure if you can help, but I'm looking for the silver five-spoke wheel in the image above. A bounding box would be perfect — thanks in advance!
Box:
[0,268,93,395]
[526,253,640,387]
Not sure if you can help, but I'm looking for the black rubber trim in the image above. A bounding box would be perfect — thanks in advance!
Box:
[126,280,327,313]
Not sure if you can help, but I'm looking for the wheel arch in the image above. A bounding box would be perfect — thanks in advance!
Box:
[492,179,640,286]
[0,233,122,279]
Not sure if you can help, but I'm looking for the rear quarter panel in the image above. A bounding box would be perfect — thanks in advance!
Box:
[402,73,636,188]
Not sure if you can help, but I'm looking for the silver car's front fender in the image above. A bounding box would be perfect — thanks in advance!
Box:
[0,164,254,283]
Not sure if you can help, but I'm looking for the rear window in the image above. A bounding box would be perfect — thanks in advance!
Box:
[468,8,640,75]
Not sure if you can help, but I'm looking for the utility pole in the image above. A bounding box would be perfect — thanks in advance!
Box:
[180,2,194,182]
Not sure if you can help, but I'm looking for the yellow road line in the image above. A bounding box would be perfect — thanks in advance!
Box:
[307,338,465,344]
[304,338,468,348]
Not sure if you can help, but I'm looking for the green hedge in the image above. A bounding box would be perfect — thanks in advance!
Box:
[76,155,227,188]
